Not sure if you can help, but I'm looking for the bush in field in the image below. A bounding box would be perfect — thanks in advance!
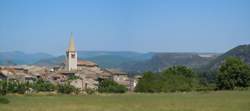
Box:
[0,81,7,96]
[2,79,56,94]
[197,71,217,91]
[57,83,75,94]
[98,79,127,93]
[7,80,28,94]
[33,79,56,92]
[1,80,28,94]
[16,83,27,94]
[134,71,161,93]
[0,97,10,104]
[161,66,199,92]
[135,66,199,93]
[2,79,81,95]
[216,57,250,90]
[85,88,95,95]
[73,88,81,95]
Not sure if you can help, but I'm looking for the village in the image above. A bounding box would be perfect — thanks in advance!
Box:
[1,1,250,111]
[0,34,141,93]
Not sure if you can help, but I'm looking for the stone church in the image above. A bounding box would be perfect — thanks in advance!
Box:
[65,33,78,71]
[57,33,135,90]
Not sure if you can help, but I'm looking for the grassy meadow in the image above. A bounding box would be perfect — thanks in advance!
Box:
[0,91,250,111]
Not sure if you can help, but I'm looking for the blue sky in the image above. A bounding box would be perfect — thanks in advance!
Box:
[0,0,250,55]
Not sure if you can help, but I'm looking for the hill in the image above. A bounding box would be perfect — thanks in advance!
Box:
[122,44,250,73]
[0,51,54,65]
[77,51,152,60]
[35,51,153,68]
[120,53,219,73]
[35,56,65,66]
[205,44,250,70]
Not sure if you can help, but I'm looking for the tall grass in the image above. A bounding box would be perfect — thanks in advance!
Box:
[0,91,249,111]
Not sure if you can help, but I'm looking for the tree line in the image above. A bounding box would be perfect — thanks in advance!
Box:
[0,79,81,95]
[0,78,127,96]
[135,57,250,92]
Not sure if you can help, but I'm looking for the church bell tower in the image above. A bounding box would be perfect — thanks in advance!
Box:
[66,33,77,71]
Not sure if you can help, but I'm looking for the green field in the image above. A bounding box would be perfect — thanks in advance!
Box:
[1,91,250,111]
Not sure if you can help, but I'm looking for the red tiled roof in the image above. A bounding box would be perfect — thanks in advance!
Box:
[77,60,97,67]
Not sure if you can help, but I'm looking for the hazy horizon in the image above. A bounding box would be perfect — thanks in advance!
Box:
[1,0,250,55]
[0,48,231,57]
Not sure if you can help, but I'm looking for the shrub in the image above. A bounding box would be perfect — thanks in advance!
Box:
[67,75,80,81]
[0,81,7,96]
[32,79,55,92]
[135,72,161,93]
[0,97,10,104]
[135,66,199,93]
[16,83,27,94]
[98,79,127,93]
[216,57,250,90]
[85,88,95,95]
[57,83,75,94]
[7,80,28,94]
[73,88,81,95]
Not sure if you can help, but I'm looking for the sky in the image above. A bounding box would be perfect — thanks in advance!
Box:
[0,0,250,55]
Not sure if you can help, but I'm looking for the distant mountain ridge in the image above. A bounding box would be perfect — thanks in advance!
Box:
[1,44,249,73]
[33,51,220,73]
[120,53,219,73]
[0,51,54,65]
[77,51,152,60]
[35,51,154,68]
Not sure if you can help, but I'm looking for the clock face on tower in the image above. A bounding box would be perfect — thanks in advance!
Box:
[71,54,75,58]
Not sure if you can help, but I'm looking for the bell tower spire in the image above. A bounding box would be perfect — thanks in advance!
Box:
[66,32,78,71]
[68,32,76,52]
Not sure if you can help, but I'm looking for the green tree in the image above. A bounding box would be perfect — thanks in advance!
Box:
[33,79,55,92]
[7,80,28,94]
[98,79,127,93]
[163,66,196,78]
[57,83,75,94]
[135,66,199,93]
[135,71,162,93]
[0,80,7,96]
[216,57,250,90]
[160,66,198,92]
[197,71,217,91]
